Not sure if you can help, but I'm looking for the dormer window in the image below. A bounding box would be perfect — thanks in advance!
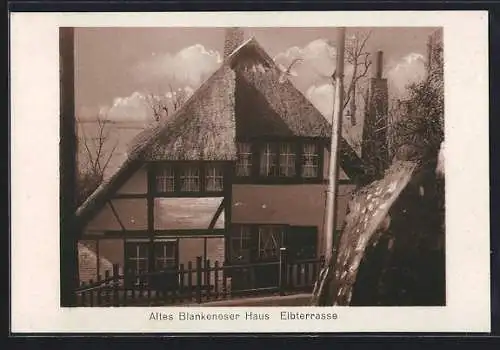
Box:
[156,165,175,193]
[205,164,224,192]
[154,163,226,196]
[279,143,296,177]
[234,139,324,183]
[259,142,278,176]
[236,142,252,177]
[302,143,320,178]
[180,165,200,192]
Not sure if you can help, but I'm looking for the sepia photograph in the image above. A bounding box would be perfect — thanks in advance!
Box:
[66,26,445,307]
[10,11,489,333]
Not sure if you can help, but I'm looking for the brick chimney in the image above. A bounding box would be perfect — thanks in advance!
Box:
[223,27,245,59]
[426,29,444,81]
[361,50,389,181]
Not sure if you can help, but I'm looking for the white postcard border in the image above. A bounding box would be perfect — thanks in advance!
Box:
[10,11,490,333]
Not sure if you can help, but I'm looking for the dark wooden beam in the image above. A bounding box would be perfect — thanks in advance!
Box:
[59,27,78,307]
[233,177,353,185]
[153,191,225,198]
[208,198,225,230]
[107,201,127,232]
[103,229,226,239]
[112,193,147,199]
[83,229,227,239]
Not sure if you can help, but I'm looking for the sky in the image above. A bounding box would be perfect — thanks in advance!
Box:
[74,26,439,124]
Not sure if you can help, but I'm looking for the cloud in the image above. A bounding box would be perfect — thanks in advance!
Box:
[102,91,149,122]
[93,86,195,123]
[303,51,428,120]
[306,83,334,119]
[274,39,338,91]
[386,52,426,98]
[134,44,222,88]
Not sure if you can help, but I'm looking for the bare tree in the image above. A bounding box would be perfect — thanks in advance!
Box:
[76,112,118,205]
[144,83,188,122]
[342,30,373,125]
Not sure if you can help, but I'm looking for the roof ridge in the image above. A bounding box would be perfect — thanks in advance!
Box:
[224,36,256,62]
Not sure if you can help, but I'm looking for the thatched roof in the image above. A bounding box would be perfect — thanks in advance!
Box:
[230,39,331,138]
[75,37,366,227]
[129,65,237,161]
[229,39,364,178]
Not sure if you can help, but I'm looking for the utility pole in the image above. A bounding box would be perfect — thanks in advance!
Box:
[311,27,346,306]
[60,27,79,306]
[324,27,346,263]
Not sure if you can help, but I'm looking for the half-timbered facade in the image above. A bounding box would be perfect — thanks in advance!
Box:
[74,29,366,287]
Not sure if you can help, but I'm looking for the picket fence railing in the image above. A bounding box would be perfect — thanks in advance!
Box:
[75,250,325,307]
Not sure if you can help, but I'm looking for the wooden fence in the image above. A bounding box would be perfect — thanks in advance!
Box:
[75,250,325,307]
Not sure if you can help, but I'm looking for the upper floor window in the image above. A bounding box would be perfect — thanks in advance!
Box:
[236,142,252,177]
[156,166,175,193]
[279,143,296,177]
[154,163,226,195]
[205,164,224,192]
[259,143,278,176]
[302,143,320,178]
[180,165,200,192]
[234,140,324,181]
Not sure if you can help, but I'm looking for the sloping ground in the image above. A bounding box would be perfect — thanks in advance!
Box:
[183,293,312,307]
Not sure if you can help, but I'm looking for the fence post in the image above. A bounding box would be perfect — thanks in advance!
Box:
[112,264,119,306]
[179,263,185,303]
[195,256,202,304]
[97,274,102,305]
[279,247,288,296]
[89,279,94,307]
[105,270,111,305]
[214,261,219,299]
[187,261,193,301]
[205,259,211,300]
[222,263,228,299]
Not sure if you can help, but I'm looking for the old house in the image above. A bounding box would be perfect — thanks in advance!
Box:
[74,28,365,288]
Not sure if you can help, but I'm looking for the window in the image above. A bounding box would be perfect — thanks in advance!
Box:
[231,226,252,262]
[302,143,320,178]
[259,143,277,176]
[258,226,284,259]
[236,143,252,177]
[180,166,200,192]
[125,241,178,287]
[154,241,176,270]
[125,242,150,287]
[288,226,318,260]
[205,165,224,192]
[235,140,324,181]
[279,143,296,177]
[156,166,175,193]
